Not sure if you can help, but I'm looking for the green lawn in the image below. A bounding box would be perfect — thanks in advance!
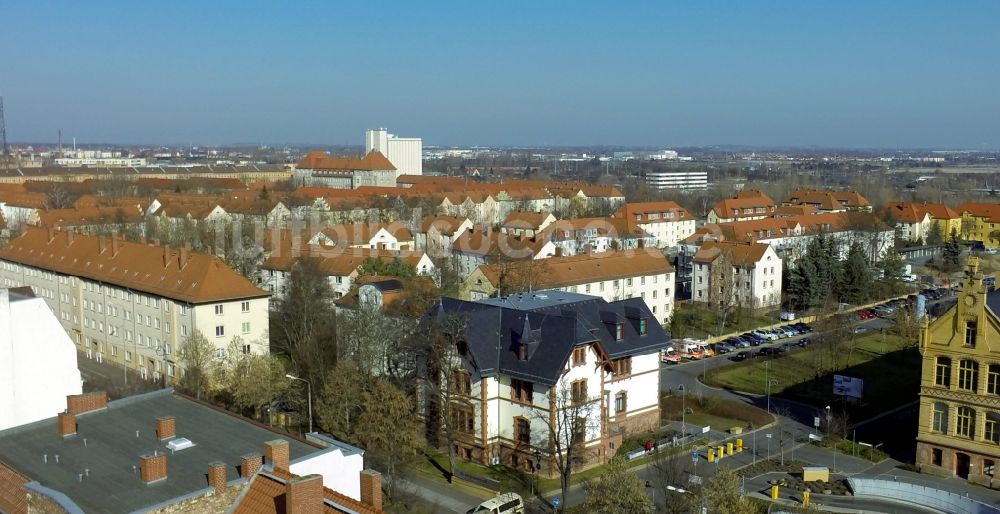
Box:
[703,332,920,419]
[670,304,775,339]
[814,438,890,463]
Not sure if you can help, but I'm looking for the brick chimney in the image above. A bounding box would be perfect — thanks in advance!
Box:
[285,474,324,514]
[111,233,121,257]
[97,236,107,254]
[554,246,563,257]
[163,245,172,267]
[58,412,77,437]
[66,392,108,414]
[207,461,227,494]
[264,439,290,472]
[179,242,191,269]
[156,416,176,440]
[47,226,56,243]
[65,230,74,246]
[140,452,167,484]
[360,470,383,511]
[240,453,263,479]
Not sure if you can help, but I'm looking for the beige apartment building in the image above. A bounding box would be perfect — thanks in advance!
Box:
[0,227,270,383]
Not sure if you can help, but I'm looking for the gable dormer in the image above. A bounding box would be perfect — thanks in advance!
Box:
[515,314,542,361]
[600,310,626,340]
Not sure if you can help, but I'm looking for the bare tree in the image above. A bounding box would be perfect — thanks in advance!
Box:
[531,378,598,513]
[707,250,738,333]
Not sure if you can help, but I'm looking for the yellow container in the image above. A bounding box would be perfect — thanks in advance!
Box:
[771,484,779,500]
[718,445,725,458]
[727,442,734,455]
[736,438,744,452]
[803,489,811,507]
[708,449,715,463]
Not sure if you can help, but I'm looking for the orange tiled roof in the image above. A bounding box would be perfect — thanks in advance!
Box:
[882,202,929,223]
[296,150,396,171]
[318,223,414,246]
[234,469,384,514]
[502,210,553,230]
[918,202,959,220]
[611,201,693,229]
[452,227,552,258]
[541,217,650,240]
[0,228,269,303]
[420,215,470,234]
[957,202,1000,223]
[477,249,672,289]
[36,206,145,227]
[711,194,776,219]
[694,240,771,267]
[782,189,870,209]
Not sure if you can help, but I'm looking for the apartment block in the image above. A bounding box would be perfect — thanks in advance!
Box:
[0,228,270,383]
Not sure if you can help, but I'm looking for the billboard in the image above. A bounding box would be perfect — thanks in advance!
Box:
[833,374,864,399]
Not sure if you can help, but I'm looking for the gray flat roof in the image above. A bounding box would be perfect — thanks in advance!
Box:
[0,389,320,513]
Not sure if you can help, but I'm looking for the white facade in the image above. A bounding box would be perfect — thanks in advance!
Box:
[0,288,82,431]
[639,218,697,248]
[646,170,708,190]
[55,157,148,167]
[692,244,783,309]
[0,261,269,382]
[291,434,366,501]
[554,272,675,325]
[366,128,422,178]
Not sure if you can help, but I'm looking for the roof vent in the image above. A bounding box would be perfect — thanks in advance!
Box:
[166,437,195,452]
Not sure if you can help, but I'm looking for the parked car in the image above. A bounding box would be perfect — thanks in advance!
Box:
[727,337,750,348]
[713,343,734,354]
[754,329,779,341]
[794,323,813,332]
[853,326,869,334]
[660,350,682,364]
[797,337,812,347]
[779,311,797,321]
[733,351,751,361]
[742,332,765,344]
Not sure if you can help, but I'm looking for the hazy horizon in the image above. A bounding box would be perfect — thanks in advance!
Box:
[3,1,999,149]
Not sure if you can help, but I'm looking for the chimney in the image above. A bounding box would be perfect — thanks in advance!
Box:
[139,452,168,484]
[554,247,563,257]
[179,244,189,269]
[112,233,121,256]
[47,226,55,243]
[637,238,645,249]
[66,392,108,414]
[517,342,527,361]
[58,412,77,438]
[240,453,263,479]
[264,439,290,472]
[207,461,227,494]
[584,243,593,255]
[65,230,74,246]
[163,245,172,267]
[97,236,107,254]
[285,474,324,514]
[140,235,147,245]
[156,416,176,440]
[360,470,383,511]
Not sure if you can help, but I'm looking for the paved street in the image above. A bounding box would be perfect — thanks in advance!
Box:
[405,295,1000,513]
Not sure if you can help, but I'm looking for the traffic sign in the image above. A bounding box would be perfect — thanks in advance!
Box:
[691,451,699,462]
[552,497,561,507]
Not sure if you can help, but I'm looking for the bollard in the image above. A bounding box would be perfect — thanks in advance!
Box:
[771,484,779,500]
[802,489,810,507]
[737,438,744,452]
[727,442,734,455]
[708,449,715,463]
[718,445,725,458]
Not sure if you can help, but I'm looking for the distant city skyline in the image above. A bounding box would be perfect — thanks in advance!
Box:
[2,1,998,149]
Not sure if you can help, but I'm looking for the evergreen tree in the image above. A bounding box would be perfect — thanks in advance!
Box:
[838,242,870,304]
[944,233,962,269]
[926,221,944,246]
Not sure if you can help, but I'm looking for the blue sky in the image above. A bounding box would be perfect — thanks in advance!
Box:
[2,1,998,148]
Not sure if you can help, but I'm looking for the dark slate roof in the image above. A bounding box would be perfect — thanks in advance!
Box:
[0,389,321,513]
[987,288,1000,318]
[433,291,669,386]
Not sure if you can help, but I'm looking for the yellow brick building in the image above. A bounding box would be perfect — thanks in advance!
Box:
[916,256,1000,484]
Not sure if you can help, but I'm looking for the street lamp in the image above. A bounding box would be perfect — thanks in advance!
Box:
[766,379,778,414]
[286,373,313,434]
[678,384,687,436]
[826,405,835,473]
[765,433,772,460]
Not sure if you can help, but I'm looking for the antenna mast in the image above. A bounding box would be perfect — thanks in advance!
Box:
[0,96,8,156]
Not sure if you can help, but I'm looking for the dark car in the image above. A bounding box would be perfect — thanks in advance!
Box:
[713,343,734,354]
[733,351,751,361]
[797,337,812,347]
[742,332,765,344]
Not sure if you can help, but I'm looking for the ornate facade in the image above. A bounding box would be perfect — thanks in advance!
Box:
[916,256,1000,486]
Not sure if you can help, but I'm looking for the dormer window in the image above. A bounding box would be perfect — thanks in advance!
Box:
[639,318,648,336]
[616,323,624,340]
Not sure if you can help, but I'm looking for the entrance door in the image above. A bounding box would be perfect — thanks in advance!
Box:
[956,452,971,479]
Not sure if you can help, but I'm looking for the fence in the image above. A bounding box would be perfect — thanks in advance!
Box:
[848,477,1000,514]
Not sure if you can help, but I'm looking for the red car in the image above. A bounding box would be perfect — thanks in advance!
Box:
[660,350,682,364]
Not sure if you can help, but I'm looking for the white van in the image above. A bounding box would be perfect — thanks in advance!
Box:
[466,492,525,514]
